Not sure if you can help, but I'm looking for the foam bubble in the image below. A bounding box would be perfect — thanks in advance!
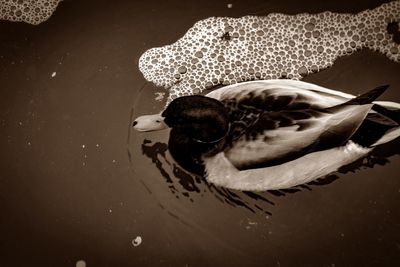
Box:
[139,1,400,104]
[0,0,61,25]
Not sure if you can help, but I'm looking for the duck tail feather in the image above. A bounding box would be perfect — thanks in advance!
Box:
[371,127,400,147]
[326,85,389,113]
[372,104,400,125]
[345,84,389,105]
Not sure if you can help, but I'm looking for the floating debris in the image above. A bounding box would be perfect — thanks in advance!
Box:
[132,236,142,247]
[154,92,166,101]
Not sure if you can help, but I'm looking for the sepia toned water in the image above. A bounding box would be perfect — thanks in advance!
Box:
[0,1,399,266]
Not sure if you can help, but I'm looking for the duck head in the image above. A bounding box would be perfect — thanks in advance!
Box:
[133,95,230,143]
[164,95,231,176]
[133,95,230,175]
[161,95,230,143]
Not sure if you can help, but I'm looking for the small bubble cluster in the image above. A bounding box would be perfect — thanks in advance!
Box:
[0,0,61,25]
[139,1,400,104]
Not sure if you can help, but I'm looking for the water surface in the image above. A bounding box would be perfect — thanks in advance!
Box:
[0,0,399,266]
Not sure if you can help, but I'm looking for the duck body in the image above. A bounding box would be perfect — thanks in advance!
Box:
[134,80,400,191]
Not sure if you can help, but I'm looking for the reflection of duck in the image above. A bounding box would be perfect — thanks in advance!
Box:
[133,80,400,191]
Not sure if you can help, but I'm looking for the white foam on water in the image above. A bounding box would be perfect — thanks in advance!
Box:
[0,0,61,25]
[138,1,400,105]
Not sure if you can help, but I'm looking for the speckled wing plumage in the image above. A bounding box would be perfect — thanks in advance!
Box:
[206,80,377,170]
[218,85,346,142]
[225,106,372,170]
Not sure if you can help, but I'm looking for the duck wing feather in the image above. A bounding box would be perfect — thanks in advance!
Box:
[222,85,388,169]
[225,104,373,169]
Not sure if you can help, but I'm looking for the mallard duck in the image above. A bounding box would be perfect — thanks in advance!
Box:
[133,80,400,191]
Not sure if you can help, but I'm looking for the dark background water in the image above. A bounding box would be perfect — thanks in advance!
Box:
[1,0,400,266]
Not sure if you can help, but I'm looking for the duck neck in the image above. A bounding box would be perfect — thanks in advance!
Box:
[182,112,229,144]
[192,123,230,144]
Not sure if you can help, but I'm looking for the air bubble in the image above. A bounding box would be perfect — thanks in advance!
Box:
[256,30,264,36]
[298,66,308,76]
[305,22,315,31]
[178,66,187,74]
[312,31,320,38]
[195,51,203,58]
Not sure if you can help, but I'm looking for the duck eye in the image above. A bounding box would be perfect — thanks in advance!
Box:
[156,120,161,123]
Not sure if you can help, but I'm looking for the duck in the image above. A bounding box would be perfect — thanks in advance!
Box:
[133,80,400,192]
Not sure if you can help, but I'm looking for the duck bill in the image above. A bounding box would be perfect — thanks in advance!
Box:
[132,114,167,132]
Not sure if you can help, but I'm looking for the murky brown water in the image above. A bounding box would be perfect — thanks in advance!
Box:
[1,1,399,266]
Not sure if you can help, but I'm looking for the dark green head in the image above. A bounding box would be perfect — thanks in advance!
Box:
[162,95,230,143]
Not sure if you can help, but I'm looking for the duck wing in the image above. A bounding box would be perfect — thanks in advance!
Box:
[225,105,372,169]
[225,85,389,170]
[207,80,351,111]
[218,81,350,143]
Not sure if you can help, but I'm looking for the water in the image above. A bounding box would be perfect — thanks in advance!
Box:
[0,0,399,266]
